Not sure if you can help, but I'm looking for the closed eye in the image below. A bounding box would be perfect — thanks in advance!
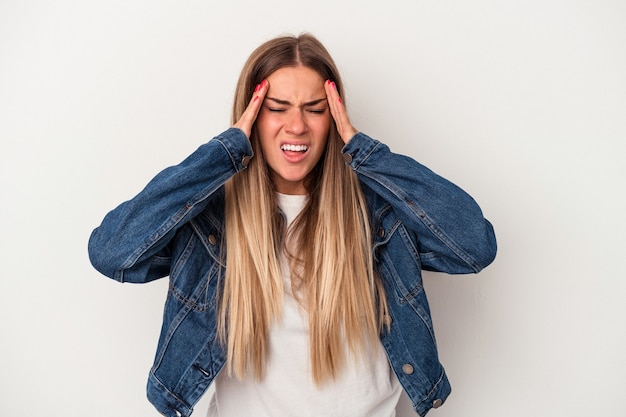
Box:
[265,97,328,114]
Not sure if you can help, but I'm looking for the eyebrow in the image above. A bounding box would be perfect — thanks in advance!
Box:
[266,97,328,107]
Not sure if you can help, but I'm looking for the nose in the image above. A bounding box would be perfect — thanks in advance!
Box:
[285,109,307,135]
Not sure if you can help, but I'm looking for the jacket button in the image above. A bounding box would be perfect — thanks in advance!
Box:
[378,227,385,238]
[208,234,217,245]
[432,399,443,408]
[242,155,251,167]
[343,153,353,164]
[402,364,414,375]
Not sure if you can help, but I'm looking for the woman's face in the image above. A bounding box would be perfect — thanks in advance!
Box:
[255,66,330,195]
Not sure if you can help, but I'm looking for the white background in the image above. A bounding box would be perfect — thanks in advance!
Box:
[1,1,625,416]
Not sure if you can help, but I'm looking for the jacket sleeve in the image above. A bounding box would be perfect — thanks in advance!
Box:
[88,128,253,283]
[343,132,497,274]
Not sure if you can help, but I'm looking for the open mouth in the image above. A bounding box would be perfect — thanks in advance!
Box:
[280,144,309,152]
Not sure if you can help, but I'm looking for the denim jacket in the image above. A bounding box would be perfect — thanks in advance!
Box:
[88,128,496,417]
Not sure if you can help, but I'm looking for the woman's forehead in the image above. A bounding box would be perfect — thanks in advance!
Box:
[265,66,326,103]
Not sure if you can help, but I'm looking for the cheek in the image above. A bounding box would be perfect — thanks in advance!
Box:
[257,106,285,126]
[255,112,272,135]
[311,114,331,135]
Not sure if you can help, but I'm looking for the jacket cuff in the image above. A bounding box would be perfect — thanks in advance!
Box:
[214,127,254,172]
[340,132,380,168]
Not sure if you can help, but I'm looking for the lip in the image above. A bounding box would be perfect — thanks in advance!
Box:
[280,142,310,163]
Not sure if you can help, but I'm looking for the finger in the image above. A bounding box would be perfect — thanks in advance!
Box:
[325,80,356,143]
[233,79,269,137]
[324,79,341,121]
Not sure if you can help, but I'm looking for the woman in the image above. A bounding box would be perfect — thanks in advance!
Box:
[88,33,497,417]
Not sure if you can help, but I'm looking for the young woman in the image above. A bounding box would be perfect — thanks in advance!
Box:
[88,34,497,417]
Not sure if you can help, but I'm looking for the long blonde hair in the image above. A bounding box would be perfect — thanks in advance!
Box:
[219,33,389,384]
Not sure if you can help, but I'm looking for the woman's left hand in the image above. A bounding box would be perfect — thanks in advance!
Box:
[325,80,357,144]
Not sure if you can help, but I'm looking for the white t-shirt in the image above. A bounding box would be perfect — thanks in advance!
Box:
[208,193,401,417]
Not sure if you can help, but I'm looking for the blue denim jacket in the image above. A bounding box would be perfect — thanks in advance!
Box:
[88,128,496,417]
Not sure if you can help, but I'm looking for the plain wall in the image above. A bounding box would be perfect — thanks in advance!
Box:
[1,1,624,416]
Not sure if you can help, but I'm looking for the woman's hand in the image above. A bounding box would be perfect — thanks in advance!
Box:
[233,80,269,138]
[325,80,357,144]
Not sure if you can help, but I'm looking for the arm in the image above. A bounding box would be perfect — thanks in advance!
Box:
[345,133,496,274]
[324,80,496,274]
[88,80,270,283]
[88,128,253,282]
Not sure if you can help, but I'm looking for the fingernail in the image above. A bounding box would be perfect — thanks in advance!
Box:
[338,97,342,104]
[326,79,332,85]
[262,79,268,86]
[331,81,336,89]
[254,84,260,92]
[253,96,259,102]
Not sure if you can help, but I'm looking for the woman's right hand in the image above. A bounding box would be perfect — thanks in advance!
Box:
[232,79,269,138]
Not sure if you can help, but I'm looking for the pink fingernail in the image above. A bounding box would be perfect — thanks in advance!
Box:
[331,81,336,89]
[338,97,342,104]
[254,84,260,92]
[254,96,259,102]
